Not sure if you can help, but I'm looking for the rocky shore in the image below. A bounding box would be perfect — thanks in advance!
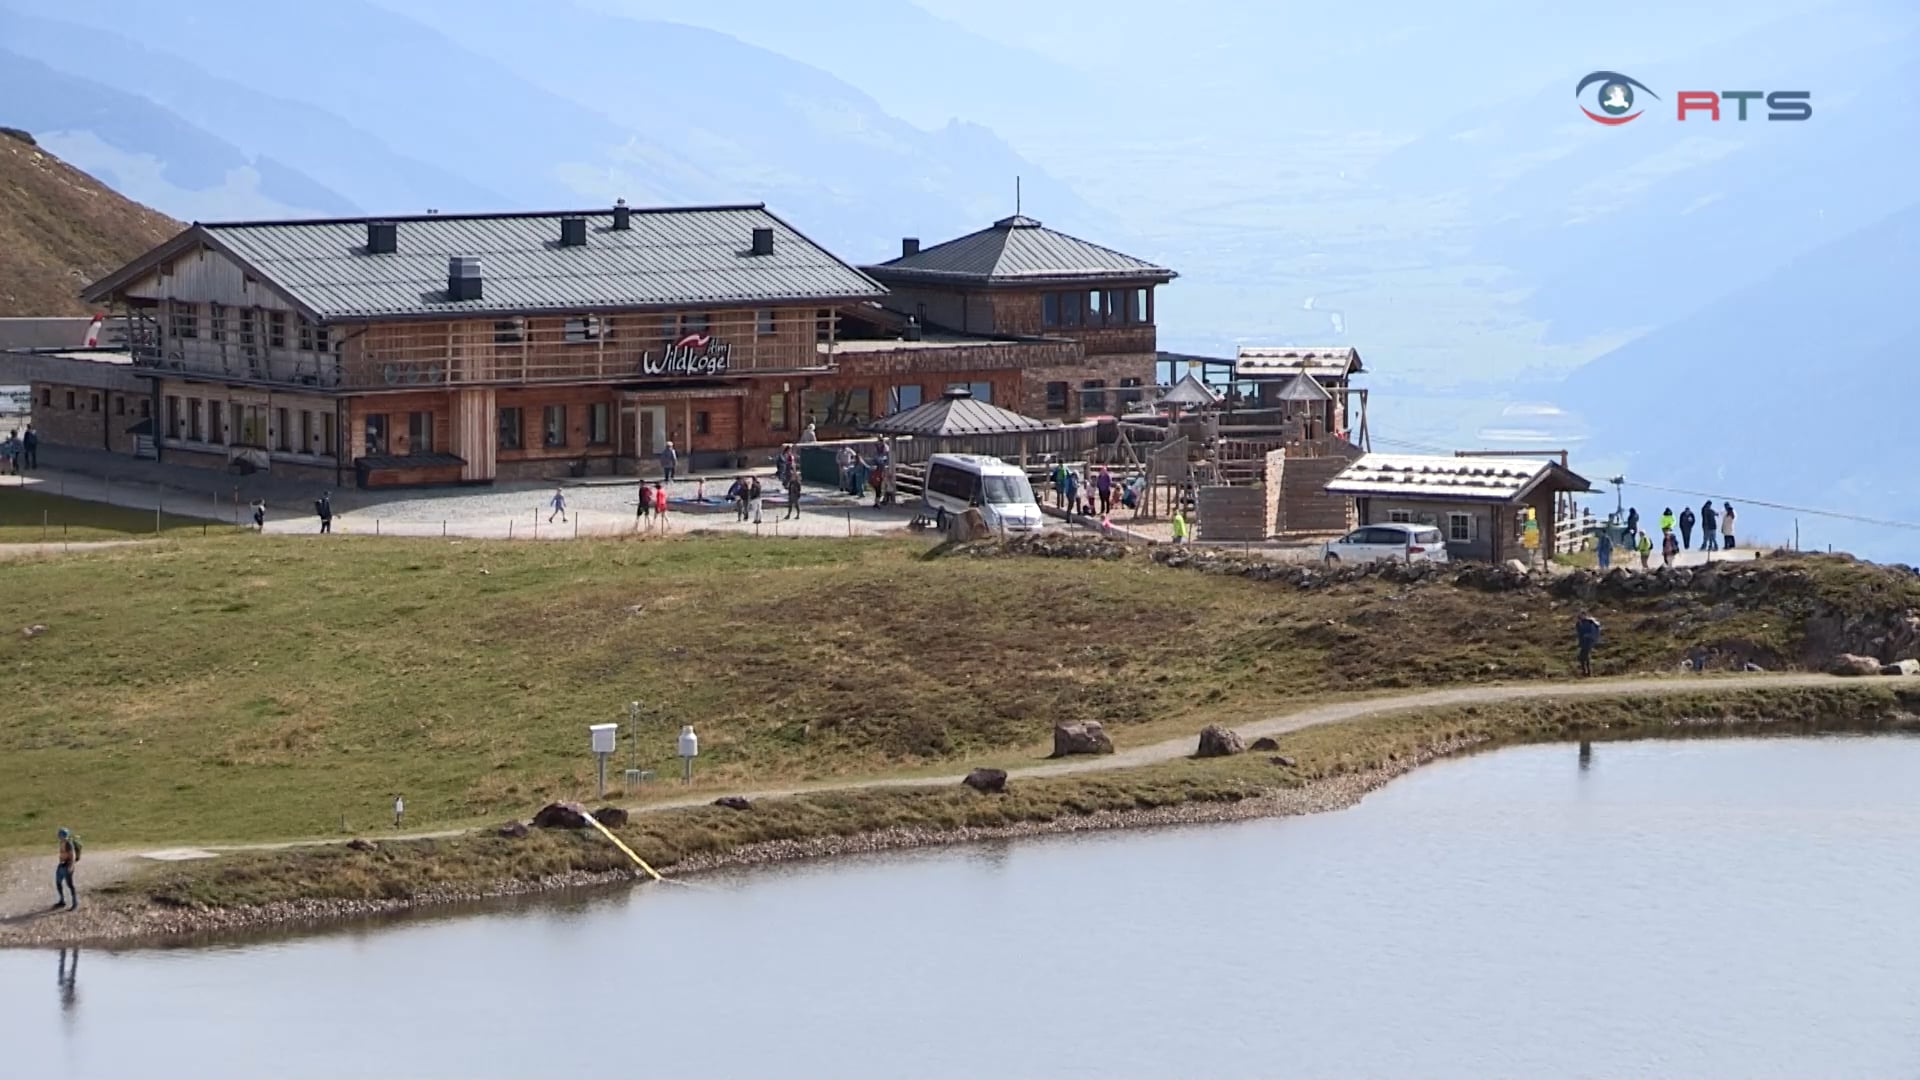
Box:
[0,733,1487,950]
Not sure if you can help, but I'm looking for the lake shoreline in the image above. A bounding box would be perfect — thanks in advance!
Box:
[7,684,1916,951]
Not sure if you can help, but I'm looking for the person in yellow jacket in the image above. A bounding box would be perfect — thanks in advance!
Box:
[1170,509,1189,544]
[1636,529,1653,569]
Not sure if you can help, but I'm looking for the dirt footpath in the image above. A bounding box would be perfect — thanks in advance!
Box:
[0,849,139,930]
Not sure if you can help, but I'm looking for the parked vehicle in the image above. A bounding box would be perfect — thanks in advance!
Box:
[922,453,1044,533]
[1323,523,1450,565]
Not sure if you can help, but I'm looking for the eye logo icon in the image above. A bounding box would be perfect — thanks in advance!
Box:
[1577,71,1658,125]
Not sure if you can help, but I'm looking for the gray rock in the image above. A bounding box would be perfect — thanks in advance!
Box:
[496,820,529,838]
[1195,724,1246,758]
[1827,653,1884,677]
[1504,559,1530,575]
[1743,661,1767,673]
[1249,736,1281,752]
[591,806,630,828]
[1051,720,1114,757]
[346,838,378,852]
[1880,659,1920,676]
[531,801,592,829]
[1268,755,1298,768]
[20,624,47,638]
[962,768,1008,794]
[713,796,753,811]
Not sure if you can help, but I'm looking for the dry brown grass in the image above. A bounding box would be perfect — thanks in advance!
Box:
[0,130,179,316]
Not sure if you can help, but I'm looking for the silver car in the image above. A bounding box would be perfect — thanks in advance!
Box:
[1323,523,1450,566]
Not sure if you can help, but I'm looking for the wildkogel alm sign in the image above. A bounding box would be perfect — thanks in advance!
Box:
[1576,70,1812,125]
[640,333,731,377]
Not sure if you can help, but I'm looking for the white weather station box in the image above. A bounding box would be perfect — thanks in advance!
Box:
[589,723,619,754]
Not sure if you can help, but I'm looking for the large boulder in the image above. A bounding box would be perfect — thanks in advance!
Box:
[1052,720,1114,757]
[1249,736,1281,752]
[591,806,630,828]
[962,768,1009,793]
[1828,653,1884,677]
[1881,659,1920,676]
[531,801,592,829]
[1194,725,1246,758]
[713,796,753,811]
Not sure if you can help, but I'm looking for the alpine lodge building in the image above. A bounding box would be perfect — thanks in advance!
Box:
[70,202,1176,487]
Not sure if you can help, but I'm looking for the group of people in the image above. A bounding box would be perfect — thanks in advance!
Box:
[832,437,896,508]
[724,474,767,524]
[1,424,39,474]
[1048,461,1150,517]
[1594,500,1739,570]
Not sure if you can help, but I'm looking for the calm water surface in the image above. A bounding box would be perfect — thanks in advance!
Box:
[6,737,1920,1080]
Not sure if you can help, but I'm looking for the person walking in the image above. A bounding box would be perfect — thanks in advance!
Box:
[1062,468,1079,516]
[1658,507,1675,536]
[635,480,652,523]
[315,491,333,534]
[784,463,803,519]
[392,794,405,829]
[1625,506,1640,542]
[1170,507,1189,544]
[727,476,748,521]
[547,487,567,524]
[53,827,80,910]
[1722,502,1737,550]
[1095,465,1114,516]
[1636,528,1652,569]
[748,475,764,525]
[1700,500,1719,552]
[835,445,855,494]
[1575,611,1602,677]
[658,440,678,485]
[1,430,18,476]
[653,482,668,522]
[1051,460,1069,509]
[22,424,38,470]
[1595,528,1614,570]
[1678,505,1696,550]
[1661,529,1680,568]
[871,438,891,508]
[799,421,818,444]
[251,499,266,532]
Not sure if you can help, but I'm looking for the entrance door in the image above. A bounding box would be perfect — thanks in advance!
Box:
[637,406,666,458]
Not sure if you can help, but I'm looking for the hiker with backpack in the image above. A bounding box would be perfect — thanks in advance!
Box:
[315,491,333,534]
[1575,612,1602,677]
[54,827,81,910]
[1678,506,1696,550]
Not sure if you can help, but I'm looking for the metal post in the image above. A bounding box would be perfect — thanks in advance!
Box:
[597,752,607,798]
[682,756,692,783]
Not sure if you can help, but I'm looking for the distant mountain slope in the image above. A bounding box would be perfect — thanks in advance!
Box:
[0,128,180,316]
[1560,201,1920,561]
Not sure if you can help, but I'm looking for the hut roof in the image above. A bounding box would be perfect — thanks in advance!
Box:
[1156,372,1221,408]
[1271,373,1333,402]
[865,386,1052,437]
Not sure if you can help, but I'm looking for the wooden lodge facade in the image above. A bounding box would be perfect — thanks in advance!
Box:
[72,205,1177,487]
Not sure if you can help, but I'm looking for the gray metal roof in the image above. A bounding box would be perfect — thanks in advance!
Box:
[1156,372,1221,408]
[1325,453,1591,503]
[1235,346,1364,379]
[88,205,884,321]
[865,387,1051,437]
[866,215,1175,286]
[1271,373,1333,402]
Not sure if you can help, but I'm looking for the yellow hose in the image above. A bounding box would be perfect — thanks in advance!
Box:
[580,812,663,882]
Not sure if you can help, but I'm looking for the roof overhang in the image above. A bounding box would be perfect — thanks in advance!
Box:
[863,267,1177,289]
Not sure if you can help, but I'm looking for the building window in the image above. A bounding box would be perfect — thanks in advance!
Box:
[658,314,679,342]
[694,410,711,436]
[803,388,872,428]
[364,413,387,455]
[209,303,227,343]
[968,381,993,404]
[1044,381,1070,413]
[268,311,287,349]
[408,411,433,454]
[114,396,126,416]
[498,407,523,451]
[543,405,566,447]
[587,402,610,445]
[167,396,181,437]
[237,405,266,447]
[65,390,75,410]
[239,310,257,352]
[682,312,709,336]
[1079,379,1107,412]
[563,317,602,343]
[887,384,923,413]
[768,391,788,431]
[321,412,337,455]
[1117,376,1144,408]
[276,407,291,451]
[1124,288,1146,324]
[90,392,101,413]
[39,388,50,407]
[1042,293,1060,328]
[494,318,525,344]
[140,398,151,418]
[1388,509,1413,523]
[755,309,775,335]
[1448,512,1474,543]
[206,401,224,444]
[170,302,198,340]
[299,410,313,453]
[299,319,328,352]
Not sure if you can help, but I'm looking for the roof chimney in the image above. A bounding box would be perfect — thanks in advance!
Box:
[559,216,588,247]
[750,226,774,257]
[612,199,631,231]
[901,237,920,257]
[447,256,483,301]
[367,220,397,255]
